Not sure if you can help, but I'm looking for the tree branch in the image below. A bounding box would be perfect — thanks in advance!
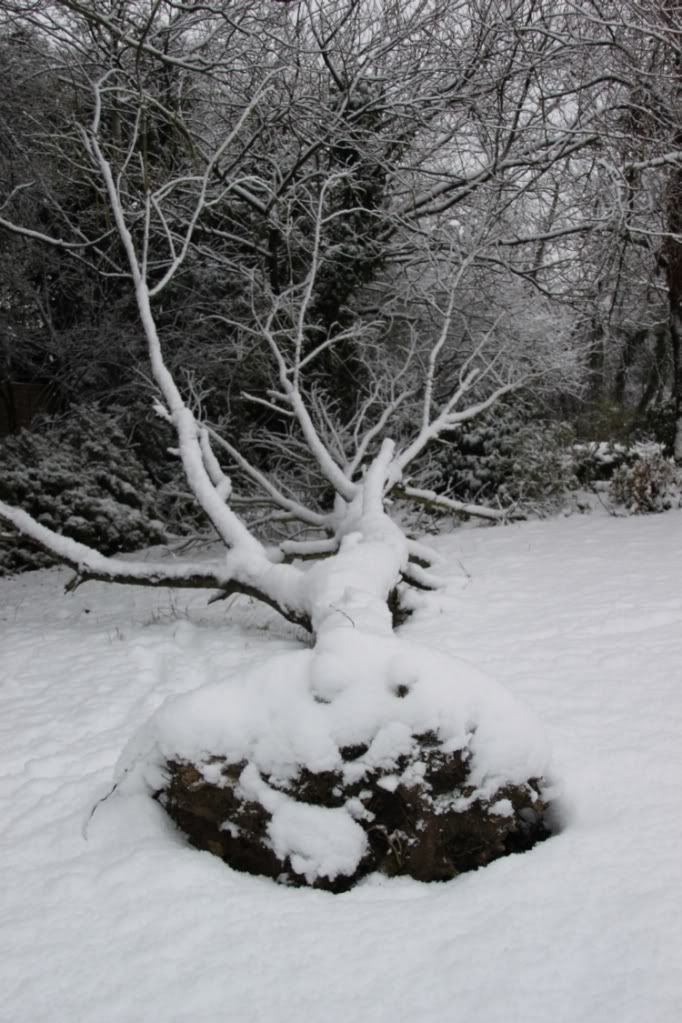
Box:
[393,485,521,522]
[0,499,311,632]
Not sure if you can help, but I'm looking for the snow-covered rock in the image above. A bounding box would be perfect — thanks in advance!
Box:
[117,631,553,889]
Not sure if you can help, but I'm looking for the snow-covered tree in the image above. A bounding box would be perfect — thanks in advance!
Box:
[2,0,624,887]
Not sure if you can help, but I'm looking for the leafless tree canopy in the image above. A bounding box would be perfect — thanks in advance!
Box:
[0,0,681,622]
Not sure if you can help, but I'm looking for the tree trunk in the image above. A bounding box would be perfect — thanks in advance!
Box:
[125,507,554,890]
[664,166,682,459]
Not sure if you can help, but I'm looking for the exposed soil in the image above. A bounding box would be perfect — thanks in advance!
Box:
[158,731,552,892]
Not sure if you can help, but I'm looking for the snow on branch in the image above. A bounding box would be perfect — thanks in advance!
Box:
[363,439,396,517]
[199,429,232,502]
[0,500,312,630]
[260,308,359,504]
[395,486,520,522]
[81,97,282,562]
[207,430,333,530]
[388,371,522,487]
[401,561,448,591]
[0,211,101,251]
[146,81,276,298]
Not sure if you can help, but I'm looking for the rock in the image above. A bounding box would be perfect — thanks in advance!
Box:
[157,730,552,892]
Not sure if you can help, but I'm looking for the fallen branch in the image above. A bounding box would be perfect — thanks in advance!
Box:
[394,485,523,522]
[0,500,311,632]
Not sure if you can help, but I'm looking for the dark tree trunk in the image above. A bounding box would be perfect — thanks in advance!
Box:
[664,167,682,458]
[659,1,682,458]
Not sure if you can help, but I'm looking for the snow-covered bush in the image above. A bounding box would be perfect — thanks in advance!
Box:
[427,404,575,513]
[571,441,630,485]
[0,405,184,574]
[569,439,682,514]
[609,443,682,514]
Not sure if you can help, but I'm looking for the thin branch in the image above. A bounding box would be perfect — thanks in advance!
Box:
[208,429,331,528]
[394,485,522,522]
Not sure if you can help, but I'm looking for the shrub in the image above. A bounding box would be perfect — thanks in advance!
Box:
[571,441,629,485]
[608,442,682,514]
[427,403,576,513]
[0,404,196,574]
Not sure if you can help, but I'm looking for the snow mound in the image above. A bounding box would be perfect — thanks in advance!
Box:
[116,631,551,886]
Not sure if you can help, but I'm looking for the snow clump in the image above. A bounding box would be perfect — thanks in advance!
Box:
[116,627,552,888]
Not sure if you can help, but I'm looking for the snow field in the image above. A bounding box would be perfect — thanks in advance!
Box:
[1,512,681,1022]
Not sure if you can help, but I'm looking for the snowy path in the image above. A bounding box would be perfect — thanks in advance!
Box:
[1,513,681,1022]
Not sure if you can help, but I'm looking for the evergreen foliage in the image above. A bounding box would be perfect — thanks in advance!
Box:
[429,404,576,512]
[0,405,192,574]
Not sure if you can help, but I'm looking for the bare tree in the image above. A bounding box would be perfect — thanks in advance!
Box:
[521,1,682,435]
[0,0,603,600]
[5,0,633,888]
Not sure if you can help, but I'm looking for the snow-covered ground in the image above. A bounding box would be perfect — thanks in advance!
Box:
[1,511,681,1023]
